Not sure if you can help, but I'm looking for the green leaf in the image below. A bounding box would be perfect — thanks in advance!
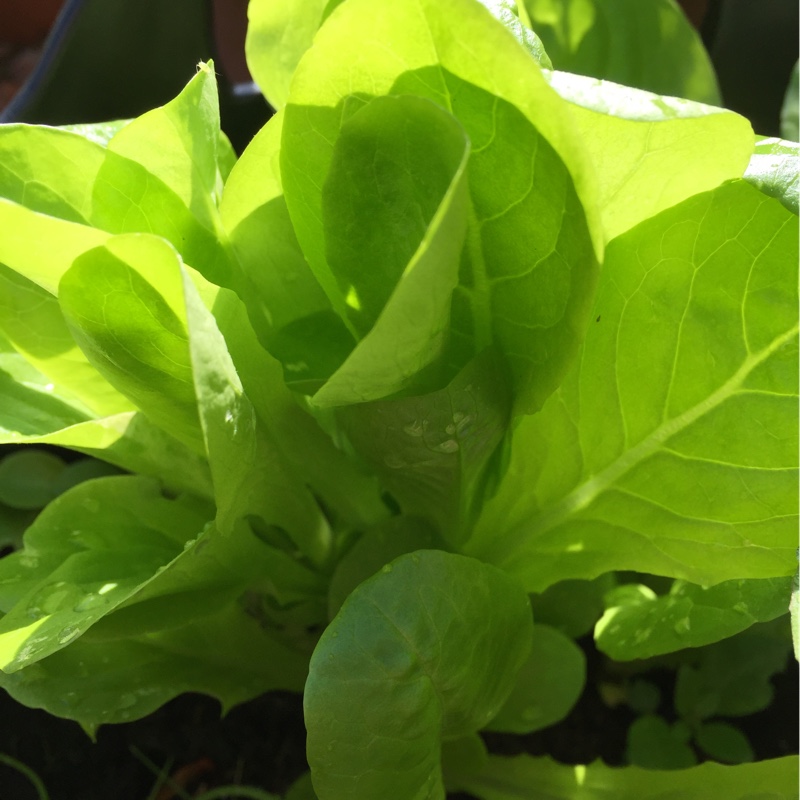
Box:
[0,198,110,295]
[530,576,613,638]
[626,714,698,770]
[339,351,510,545]
[0,121,231,288]
[0,263,134,417]
[280,0,603,413]
[450,753,799,800]
[0,449,66,510]
[695,722,755,764]
[0,604,308,731]
[305,550,532,800]
[210,289,386,529]
[0,125,104,223]
[285,773,319,800]
[220,110,355,393]
[245,0,335,110]
[674,619,792,722]
[744,137,799,215]
[0,412,213,500]
[476,0,553,67]
[182,269,334,568]
[780,61,798,143]
[544,70,754,242]
[106,62,223,236]
[326,515,442,619]
[486,623,585,734]
[468,181,798,592]
[60,119,132,147]
[0,476,209,671]
[313,94,470,406]
[596,577,794,660]
[524,0,720,104]
[59,234,205,454]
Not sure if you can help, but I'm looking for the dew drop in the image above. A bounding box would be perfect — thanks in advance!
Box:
[403,420,424,437]
[522,708,539,722]
[118,692,138,710]
[73,593,109,613]
[57,625,81,645]
[445,424,456,435]
[82,498,100,514]
[673,618,691,635]
[433,439,459,454]
[455,414,475,435]
[383,454,407,469]
[381,564,393,574]
[28,581,82,617]
[18,555,38,569]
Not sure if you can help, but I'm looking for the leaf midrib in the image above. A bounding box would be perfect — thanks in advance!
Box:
[524,323,799,540]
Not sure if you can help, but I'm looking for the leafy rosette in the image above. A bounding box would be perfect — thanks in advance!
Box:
[223,0,603,416]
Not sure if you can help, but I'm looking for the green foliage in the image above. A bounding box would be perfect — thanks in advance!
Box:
[0,1,796,798]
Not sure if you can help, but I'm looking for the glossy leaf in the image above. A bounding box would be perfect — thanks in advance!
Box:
[468,181,798,592]
[305,550,532,800]
[596,577,794,660]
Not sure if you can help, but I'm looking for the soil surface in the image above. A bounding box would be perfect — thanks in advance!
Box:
[0,634,796,799]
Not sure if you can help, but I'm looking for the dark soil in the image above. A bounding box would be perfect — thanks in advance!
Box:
[1,634,796,799]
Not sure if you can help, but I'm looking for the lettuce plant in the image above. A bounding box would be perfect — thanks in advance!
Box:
[0,0,797,797]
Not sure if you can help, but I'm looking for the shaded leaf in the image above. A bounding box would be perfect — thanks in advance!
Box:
[305,550,532,800]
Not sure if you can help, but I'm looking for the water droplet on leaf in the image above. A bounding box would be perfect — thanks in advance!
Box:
[403,421,424,437]
[674,618,691,634]
[433,439,459,453]
[57,625,81,645]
